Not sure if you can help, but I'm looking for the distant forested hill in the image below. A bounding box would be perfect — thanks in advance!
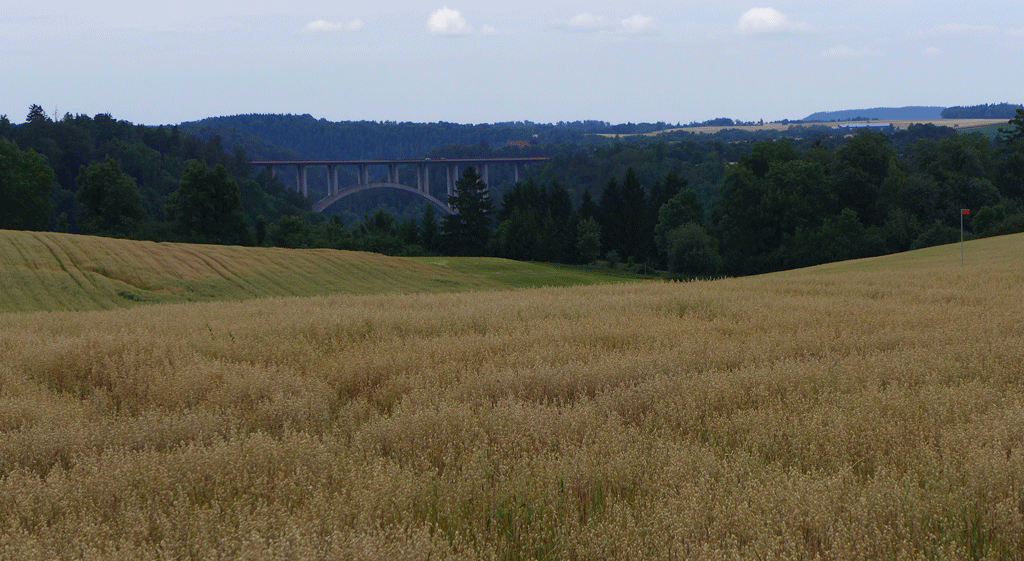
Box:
[803,106,945,122]
[941,103,1023,119]
[179,115,680,160]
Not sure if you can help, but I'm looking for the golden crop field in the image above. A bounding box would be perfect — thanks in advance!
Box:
[1,234,1023,560]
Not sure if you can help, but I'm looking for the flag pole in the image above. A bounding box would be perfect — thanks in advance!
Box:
[960,209,970,267]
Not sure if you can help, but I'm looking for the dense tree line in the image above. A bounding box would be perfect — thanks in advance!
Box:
[0,106,307,243]
[477,117,1024,277]
[0,107,494,256]
[179,114,683,161]
[711,118,1024,275]
[941,103,1024,119]
[4,105,1024,280]
[181,112,920,220]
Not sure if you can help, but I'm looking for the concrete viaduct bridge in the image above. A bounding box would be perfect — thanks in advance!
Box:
[250,157,550,215]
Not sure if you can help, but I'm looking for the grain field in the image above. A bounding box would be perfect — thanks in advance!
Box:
[1,235,1022,559]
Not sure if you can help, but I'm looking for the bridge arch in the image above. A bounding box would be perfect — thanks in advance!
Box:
[252,157,549,215]
[313,183,453,215]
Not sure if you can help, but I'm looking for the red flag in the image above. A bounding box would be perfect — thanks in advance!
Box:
[962,209,970,215]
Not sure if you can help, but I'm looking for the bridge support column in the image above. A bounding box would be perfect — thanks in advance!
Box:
[480,163,489,187]
[357,164,369,186]
[296,165,308,197]
[265,165,276,180]
[514,163,520,183]
[327,164,338,196]
[446,164,456,197]
[387,164,397,184]
[417,164,430,194]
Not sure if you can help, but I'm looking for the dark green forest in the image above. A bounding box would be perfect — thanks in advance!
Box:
[941,103,1024,119]
[1,106,309,243]
[3,104,1024,279]
[178,114,670,161]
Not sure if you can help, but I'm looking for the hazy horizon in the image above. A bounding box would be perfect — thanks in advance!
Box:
[5,1,1024,126]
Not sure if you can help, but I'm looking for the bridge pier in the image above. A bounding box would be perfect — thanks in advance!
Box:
[446,164,456,197]
[296,165,308,197]
[326,164,337,196]
[417,164,430,194]
[387,164,397,184]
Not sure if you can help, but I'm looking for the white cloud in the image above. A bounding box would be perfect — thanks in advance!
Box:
[737,7,809,34]
[305,19,363,33]
[1010,28,1024,36]
[821,45,859,59]
[923,46,941,57]
[480,24,497,35]
[931,23,997,35]
[427,7,470,35]
[567,13,655,34]
[621,14,655,34]
[568,13,612,30]
[820,46,883,59]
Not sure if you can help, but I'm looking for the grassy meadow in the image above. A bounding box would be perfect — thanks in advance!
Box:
[0,230,640,313]
[1,234,1024,559]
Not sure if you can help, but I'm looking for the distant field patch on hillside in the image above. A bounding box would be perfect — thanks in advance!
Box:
[598,118,1009,137]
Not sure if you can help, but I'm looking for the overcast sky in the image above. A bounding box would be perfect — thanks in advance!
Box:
[3,1,1023,125]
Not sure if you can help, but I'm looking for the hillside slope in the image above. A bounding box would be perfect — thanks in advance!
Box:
[803,106,945,121]
[1,233,1023,558]
[179,115,601,160]
[0,230,640,313]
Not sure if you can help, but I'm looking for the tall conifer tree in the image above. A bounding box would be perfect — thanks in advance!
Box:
[619,167,651,262]
[597,176,624,257]
[442,166,493,255]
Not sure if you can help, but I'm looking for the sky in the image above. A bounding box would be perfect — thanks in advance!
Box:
[3,1,1023,126]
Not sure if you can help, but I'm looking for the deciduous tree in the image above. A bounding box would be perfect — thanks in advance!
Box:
[0,138,54,231]
[831,130,894,227]
[76,156,146,237]
[165,160,251,245]
[664,222,721,277]
[654,184,704,265]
